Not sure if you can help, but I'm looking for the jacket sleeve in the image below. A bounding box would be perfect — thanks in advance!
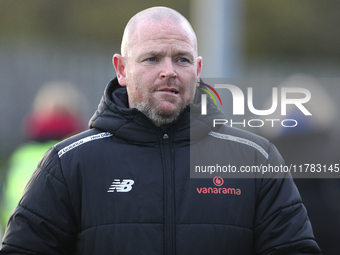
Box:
[0,147,77,255]
[254,143,321,255]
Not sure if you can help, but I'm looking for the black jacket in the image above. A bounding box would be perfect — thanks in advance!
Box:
[1,78,321,254]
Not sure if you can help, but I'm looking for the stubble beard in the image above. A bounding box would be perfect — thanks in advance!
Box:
[129,82,196,127]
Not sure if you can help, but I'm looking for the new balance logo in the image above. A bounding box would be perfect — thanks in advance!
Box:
[107,179,134,192]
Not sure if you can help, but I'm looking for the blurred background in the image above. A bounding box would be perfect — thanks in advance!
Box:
[1,0,340,252]
[2,0,340,159]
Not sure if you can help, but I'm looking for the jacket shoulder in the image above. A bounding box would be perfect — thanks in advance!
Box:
[217,124,269,148]
[212,125,283,164]
[54,129,113,158]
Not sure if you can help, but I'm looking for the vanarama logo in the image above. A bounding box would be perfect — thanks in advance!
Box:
[213,176,224,186]
[196,176,241,195]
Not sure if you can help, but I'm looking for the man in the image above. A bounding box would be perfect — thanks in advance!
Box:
[1,6,320,254]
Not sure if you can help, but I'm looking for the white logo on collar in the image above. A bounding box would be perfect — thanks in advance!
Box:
[107,179,134,192]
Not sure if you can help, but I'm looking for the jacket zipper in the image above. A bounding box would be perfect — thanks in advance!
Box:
[162,133,175,255]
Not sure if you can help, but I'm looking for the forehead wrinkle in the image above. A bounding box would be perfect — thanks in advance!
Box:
[135,39,195,61]
[138,47,194,61]
[131,23,196,58]
[136,35,194,49]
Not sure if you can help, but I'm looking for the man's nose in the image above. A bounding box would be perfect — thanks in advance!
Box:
[160,58,177,79]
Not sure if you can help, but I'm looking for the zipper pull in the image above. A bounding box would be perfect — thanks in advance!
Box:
[163,133,169,143]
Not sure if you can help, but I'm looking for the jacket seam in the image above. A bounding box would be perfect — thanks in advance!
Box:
[258,142,281,195]
[255,201,303,228]
[78,222,252,233]
[80,222,163,233]
[260,237,320,255]
[52,146,80,233]
[177,222,252,231]
[36,165,66,186]
[0,242,37,254]
[18,205,75,236]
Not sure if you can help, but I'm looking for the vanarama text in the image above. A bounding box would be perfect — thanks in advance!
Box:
[196,187,241,195]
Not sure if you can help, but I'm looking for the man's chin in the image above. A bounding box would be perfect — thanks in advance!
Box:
[146,105,184,126]
[131,98,187,126]
[157,101,179,111]
[157,107,178,117]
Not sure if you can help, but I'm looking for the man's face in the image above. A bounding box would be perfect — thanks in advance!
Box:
[115,18,202,126]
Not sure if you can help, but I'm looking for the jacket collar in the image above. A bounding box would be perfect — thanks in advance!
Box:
[89,78,225,143]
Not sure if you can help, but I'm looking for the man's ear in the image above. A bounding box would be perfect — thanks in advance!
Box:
[113,54,127,86]
[196,56,203,86]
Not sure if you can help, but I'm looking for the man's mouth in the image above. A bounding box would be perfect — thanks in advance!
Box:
[158,88,179,95]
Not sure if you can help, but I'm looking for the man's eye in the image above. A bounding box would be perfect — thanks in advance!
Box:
[147,57,156,62]
[179,58,189,63]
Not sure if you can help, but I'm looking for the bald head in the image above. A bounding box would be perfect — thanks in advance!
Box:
[121,6,197,57]
[112,6,203,126]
